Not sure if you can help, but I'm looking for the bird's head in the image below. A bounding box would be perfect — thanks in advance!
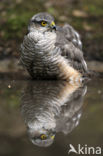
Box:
[28,12,56,33]
[28,128,56,147]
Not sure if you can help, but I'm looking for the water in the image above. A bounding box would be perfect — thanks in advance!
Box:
[0,76,103,156]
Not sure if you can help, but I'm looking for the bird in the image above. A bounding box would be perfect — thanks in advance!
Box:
[20,12,88,81]
[20,81,87,147]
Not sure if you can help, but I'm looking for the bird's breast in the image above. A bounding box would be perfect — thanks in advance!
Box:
[35,31,56,52]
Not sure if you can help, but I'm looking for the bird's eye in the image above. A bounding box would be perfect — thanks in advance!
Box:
[40,134,47,140]
[41,21,47,27]
[51,135,55,140]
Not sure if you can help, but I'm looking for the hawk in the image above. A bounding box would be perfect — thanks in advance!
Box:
[21,81,87,147]
[20,12,88,81]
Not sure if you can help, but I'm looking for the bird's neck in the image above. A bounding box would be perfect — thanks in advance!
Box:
[29,30,57,53]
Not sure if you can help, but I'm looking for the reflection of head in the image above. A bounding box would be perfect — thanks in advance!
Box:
[29,129,55,147]
[21,81,87,147]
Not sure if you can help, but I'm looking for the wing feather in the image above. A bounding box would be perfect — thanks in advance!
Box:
[63,24,82,50]
[56,25,88,74]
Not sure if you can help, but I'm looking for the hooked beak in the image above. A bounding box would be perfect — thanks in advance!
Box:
[50,21,56,30]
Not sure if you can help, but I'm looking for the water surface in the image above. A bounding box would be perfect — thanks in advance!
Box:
[0,77,103,156]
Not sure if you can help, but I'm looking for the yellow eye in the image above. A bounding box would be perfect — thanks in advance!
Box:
[41,21,47,27]
[40,134,47,140]
[51,135,55,140]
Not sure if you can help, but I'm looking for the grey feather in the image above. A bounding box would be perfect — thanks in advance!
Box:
[20,81,86,146]
[20,12,88,79]
[56,25,87,73]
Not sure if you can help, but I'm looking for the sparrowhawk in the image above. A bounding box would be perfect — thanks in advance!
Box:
[20,12,88,80]
[21,81,87,147]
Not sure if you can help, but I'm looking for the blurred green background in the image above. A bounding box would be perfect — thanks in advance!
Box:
[0,0,103,62]
[0,1,103,155]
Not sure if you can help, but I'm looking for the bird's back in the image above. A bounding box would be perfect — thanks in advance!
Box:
[55,24,88,74]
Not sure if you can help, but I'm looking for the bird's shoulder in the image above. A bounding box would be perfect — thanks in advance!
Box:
[55,24,87,73]
[56,24,82,50]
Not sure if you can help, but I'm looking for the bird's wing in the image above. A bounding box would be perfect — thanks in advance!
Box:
[62,24,82,50]
[55,25,88,74]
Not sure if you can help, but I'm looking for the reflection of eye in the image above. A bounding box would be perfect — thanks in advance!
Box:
[40,134,47,140]
[51,135,55,140]
[41,21,47,27]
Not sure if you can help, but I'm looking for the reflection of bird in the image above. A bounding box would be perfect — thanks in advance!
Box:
[20,12,88,81]
[20,81,87,147]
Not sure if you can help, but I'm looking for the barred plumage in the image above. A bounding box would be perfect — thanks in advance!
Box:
[20,12,88,80]
[21,81,87,147]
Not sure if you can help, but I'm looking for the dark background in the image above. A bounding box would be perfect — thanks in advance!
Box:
[0,1,103,156]
[0,0,103,74]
